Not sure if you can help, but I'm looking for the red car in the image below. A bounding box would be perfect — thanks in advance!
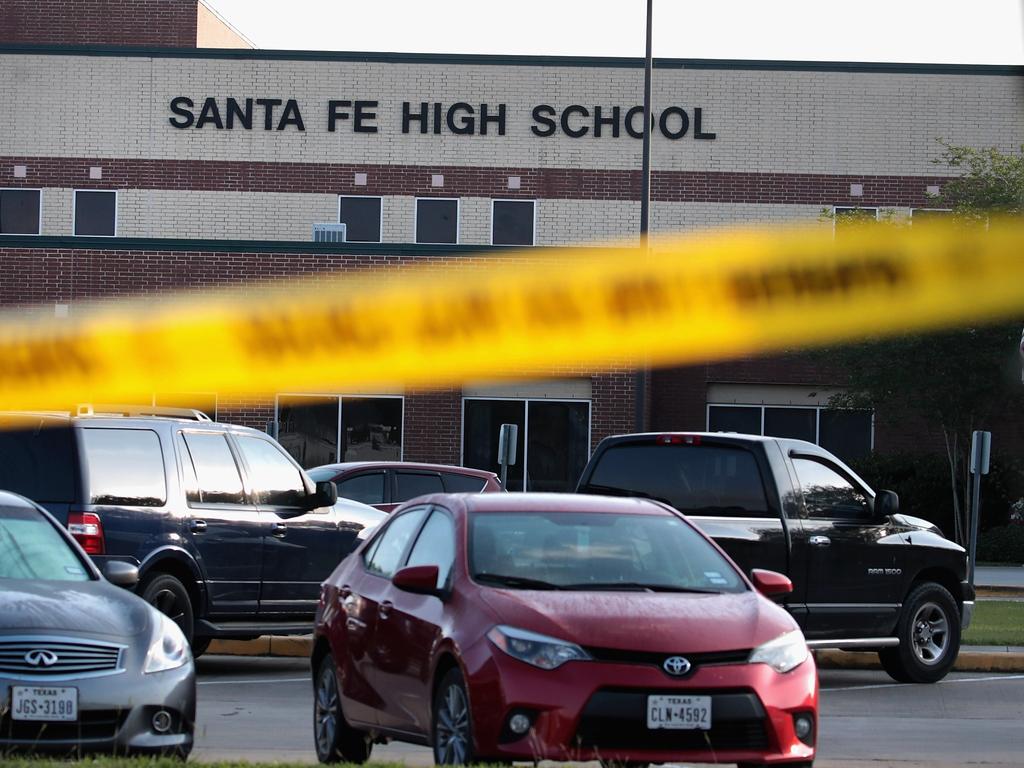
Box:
[311,494,818,767]
[308,462,503,513]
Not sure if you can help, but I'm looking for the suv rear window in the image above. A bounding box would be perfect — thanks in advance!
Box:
[81,428,167,506]
[583,443,770,517]
[442,472,487,493]
[0,417,76,503]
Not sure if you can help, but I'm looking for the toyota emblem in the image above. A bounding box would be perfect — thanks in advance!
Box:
[662,655,691,676]
[24,649,59,667]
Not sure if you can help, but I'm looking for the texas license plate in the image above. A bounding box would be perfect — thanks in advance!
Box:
[646,694,711,730]
[11,686,78,722]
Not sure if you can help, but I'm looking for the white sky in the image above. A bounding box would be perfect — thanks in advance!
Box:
[203,0,1024,64]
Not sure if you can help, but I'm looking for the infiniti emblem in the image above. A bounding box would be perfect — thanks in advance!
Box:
[24,649,59,667]
[663,656,691,676]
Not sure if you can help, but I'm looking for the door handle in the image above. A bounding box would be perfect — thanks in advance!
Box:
[189,519,208,533]
[809,535,831,547]
[378,600,393,619]
[271,522,287,538]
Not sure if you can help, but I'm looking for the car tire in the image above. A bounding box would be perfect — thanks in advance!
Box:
[190,636,211,658]
[739,762,812,768]
[432,667,476,766]
[878,581,960,684]
[140,573,196,645]
[314,656,372,764]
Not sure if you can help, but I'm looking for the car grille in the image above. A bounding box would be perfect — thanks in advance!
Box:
[584,646,751,671]
[0,709,127,744]
[0,638,123,678]
[575,688,770,751]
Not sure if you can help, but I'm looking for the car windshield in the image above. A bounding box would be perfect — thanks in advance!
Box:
[0,506,92,582]
[469,511,745,593]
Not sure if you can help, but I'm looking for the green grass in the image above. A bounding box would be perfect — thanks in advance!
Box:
[962,600,1024,646]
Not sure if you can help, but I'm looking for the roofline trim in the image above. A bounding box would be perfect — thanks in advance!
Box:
[0,44,1021,75]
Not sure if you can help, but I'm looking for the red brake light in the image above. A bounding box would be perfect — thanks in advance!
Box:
[68,512,105,555]
[656,434,701,446]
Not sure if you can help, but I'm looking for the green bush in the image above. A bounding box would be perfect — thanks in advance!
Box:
[977,525,1024,564]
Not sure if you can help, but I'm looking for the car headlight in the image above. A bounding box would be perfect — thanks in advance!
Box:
[748,630,809,673]
[487,625,591,670]
[143,610,192,674]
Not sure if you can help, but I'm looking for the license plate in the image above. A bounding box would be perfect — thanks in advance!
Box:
[646,694,711,730]
[11,686,78,722]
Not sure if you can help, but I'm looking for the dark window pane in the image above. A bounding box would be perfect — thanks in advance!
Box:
[364,506,428,578]
[339,197,382,242]
[341,397,401,462]
[764,407,816,442]
[236,435,307,507]
[819,410,873,462]
[492,200,534,245]
[442,472,487,493]
[395,472,444,502]
[278,395,339,468]
[182,432,246,505]
[0,506,90,582]
[0,189,40,234]
[415,199,458,244]
[708,405,761,435]
[793,458,871,519]
[585,443,771,517]
[463,399,525,491]
[74,191,116,236]
[81,428,166,506]
[526,401,590,492]
[406,510,456,588]
[337,472,386,505]
[0,416,76,503]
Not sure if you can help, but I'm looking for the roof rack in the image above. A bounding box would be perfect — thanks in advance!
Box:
[76,403,213,421]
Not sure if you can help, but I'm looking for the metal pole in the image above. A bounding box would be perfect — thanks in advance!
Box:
[634,0,653,432]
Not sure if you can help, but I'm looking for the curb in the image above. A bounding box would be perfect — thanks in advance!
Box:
[208,636,312,658]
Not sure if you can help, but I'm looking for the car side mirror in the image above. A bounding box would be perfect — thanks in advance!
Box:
[392,564,441,596]
[875,490,899,518]
[102,560,139,589]
[306,480,338,510]
[750,568,792,598]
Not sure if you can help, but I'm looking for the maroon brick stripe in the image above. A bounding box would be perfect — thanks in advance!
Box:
[1,156,948,207]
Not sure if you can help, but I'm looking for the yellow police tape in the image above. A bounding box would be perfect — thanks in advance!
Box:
[0,219,1022,410]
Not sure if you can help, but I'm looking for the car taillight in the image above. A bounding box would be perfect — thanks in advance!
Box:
[656,434,701,445]
[68,512,105,555]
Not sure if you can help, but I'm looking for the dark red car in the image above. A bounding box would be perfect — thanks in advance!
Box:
[311,494,818,767]
[308,462,503,513]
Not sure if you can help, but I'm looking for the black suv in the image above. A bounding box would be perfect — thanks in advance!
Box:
[0,408,383,654]
[577,432,973,683]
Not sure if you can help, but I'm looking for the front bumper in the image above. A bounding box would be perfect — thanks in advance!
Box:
[463,643,818,765]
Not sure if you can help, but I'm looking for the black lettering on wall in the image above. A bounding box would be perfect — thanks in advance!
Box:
[256,98,282,131]
[433,102,443,134]
[479,103,506,136]
[625,106,646,139]
[561,105,590,138]
[328,100,351,132]
[168,97,194,129]
[353,100,378,133]
[447,102,475,135]
[196,97,224,129]
[226,97,253,130]
[278,99,305,131]
[694,107,716,139]
[659,107,689,140]
[531,105,557,137]
[593,105,620,138]
[402,102,429,134]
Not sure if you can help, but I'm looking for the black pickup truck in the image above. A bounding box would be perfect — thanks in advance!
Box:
[576,432,973,683]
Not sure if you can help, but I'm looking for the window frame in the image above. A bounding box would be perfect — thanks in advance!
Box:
[0,188,43,235]
[73,189,118,237]
[338,195,384,243]
[232,432,311,512]
[414,197,460,245]
[832,205,878,236]
[177,429,254,509]
[403,506,457,591]
[911,207,954,220]
[490,198,537,246]
[361,503,431,579]
[706,402,874,455]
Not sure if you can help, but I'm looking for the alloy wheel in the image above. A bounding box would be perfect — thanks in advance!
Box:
[435,682,471,764]
[315,664,339,758]
[911,600,949,665]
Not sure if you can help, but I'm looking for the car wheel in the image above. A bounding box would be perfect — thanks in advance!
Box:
[314,656,371,764]
[600,761,650,768]
[433,667,475,766]
[140,573,195,644]
[190,636,211,658]
[739,763,812,768]
[879,581,960,684]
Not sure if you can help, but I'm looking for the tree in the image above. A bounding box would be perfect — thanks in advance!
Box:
[822,143,1024,545]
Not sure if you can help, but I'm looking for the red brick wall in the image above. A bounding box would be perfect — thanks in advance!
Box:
[0,1,198,47]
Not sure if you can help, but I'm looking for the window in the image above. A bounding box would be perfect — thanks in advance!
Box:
[764,407,816,443]
[339,196,382,242]
[74,190,117,236]
[442,472,487,493]
[491,200,535,246]
[406,509,456,588]
[0,415,76,503]
[911,208,952,223]
[415,198,458,244]
[463,398,590,492]
[364,506,428,578]
[236,435,307,508]
[0,189,41,234]
[81,428,166,506]
[181,432,246,505]
[396,472,444,502]
[336,472,386,505]
[792,457,871,520]
[708,404,872,462]
[277,394,403,469]
[0,505,91,582]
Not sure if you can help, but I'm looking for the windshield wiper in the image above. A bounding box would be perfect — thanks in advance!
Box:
[561,582,723,594]
[576,483,673,506]
[473,573,563,590]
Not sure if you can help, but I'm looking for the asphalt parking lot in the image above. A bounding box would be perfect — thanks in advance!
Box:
[193,655,1024,766]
